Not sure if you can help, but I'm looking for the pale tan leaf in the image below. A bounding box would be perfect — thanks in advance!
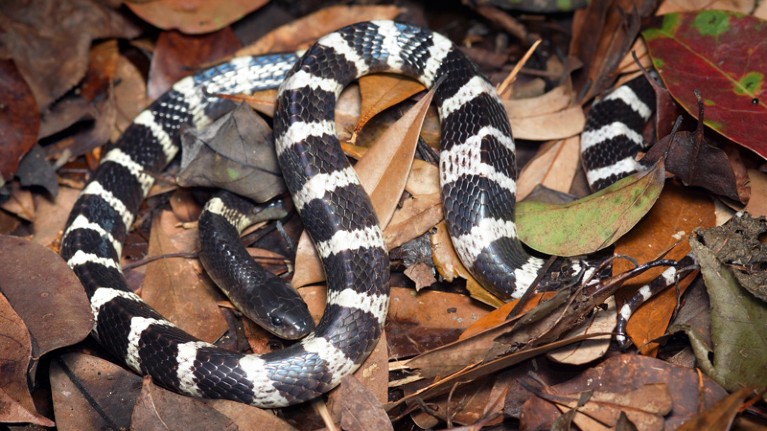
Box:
[405,159,439,196]
[517,136,580,200]
[509,106,585,141]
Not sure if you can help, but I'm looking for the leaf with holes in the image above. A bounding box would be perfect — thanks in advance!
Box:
[643,11,767,158]
[516,161,664,256]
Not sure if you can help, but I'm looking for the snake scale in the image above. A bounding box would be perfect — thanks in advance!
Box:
[60,20,674,407]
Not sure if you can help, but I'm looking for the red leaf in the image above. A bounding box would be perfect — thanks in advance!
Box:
[643,11,767,158]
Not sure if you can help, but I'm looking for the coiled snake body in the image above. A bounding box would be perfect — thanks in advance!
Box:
[60,21,659,406]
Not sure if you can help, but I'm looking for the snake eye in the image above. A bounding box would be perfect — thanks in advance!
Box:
[270,315,284,327]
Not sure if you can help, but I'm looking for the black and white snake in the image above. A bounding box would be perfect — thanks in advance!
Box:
[60,20,676,407]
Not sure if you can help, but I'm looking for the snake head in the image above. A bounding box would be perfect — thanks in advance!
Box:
[265,298,315,340]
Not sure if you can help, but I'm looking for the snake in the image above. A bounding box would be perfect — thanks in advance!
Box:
[59,20,674,407]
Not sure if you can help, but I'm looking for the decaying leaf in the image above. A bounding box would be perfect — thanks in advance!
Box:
[178,103,286,203]
[50,354,142,430]
[521,354,729,430]
[0,235,93,363]
[675,215,767,392]
[517,160,665,256]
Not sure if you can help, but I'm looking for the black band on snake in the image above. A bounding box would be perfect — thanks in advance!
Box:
[60,20,676,406]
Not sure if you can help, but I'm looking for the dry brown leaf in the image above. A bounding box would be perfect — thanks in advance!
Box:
[0,182,35,222]
[405,159,439,196]
[744,169,767,217]
[551,383,673,431]
[547,297,615,365]
[235,5,402,56]
[458,292,556,340]
[203,398,298,431]
[505,84,572,118]
[656,0,754,14]
[614,184,715,355]
[50,354,142,430]
[334,375,393,431]
[32,187,80,248]
[292,87,436,288]
[141,210,228,342]
[131,377,238,430]
[126,0,267,34]
[675,386,756,431]
[384,192,442,250]
[508,106,585,141]
[355,75,425,141]
[517,136,580,200]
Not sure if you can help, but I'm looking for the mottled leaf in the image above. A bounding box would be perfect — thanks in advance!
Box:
[517,161,665,256]
[643,11,767,158]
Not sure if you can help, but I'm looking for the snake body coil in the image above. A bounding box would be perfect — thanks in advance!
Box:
[60,21,544,407]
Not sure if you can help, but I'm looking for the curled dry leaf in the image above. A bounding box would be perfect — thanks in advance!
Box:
[141,210,228,342]
[335,375,394,431]
[126,0,268,34]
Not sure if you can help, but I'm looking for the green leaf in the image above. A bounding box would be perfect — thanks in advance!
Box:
[516,161,664,256]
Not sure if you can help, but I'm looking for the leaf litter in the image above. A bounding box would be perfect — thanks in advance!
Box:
[1,1,766,430]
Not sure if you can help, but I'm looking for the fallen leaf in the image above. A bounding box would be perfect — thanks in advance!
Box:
[126,0,267,34]
[520,354,728,430]
[141,210,228,342]
[50,354,142,430]
[131,377,238,430]
[336,375,394,431]
[177,103,286,203]
[0,59,38,181]
[547,297,615,365]
[148,27,241,99]
[356,74,425,139]
[235,5,403,56]
[614,183,715,355]
[643,11,767,158]
[678,215,767,391]
[517,161,665,256]
[0,0,140,109]
[517,136,580,200]
[0,235,93,362]
[676,387,757,431]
